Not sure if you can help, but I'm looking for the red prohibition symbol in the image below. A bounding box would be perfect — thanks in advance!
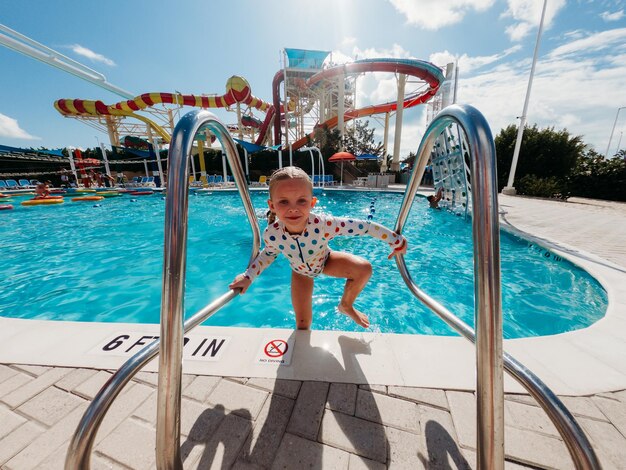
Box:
[264,339,288,358]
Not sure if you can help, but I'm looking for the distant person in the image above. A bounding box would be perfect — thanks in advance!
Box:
[427,187,443,209]
[60,170,69,188]
[35,181,50,199]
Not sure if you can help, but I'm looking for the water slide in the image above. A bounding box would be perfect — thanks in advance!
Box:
[54,76,273,144]
[273,58,445,150]
[53,59,444,150]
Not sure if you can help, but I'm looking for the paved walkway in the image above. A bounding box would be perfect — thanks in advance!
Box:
[1,194,626,469]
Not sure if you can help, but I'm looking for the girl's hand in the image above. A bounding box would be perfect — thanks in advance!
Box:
[229,274,252,294]
[388,238,408,259]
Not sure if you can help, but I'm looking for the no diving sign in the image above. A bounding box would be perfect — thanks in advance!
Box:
[257,336,294,365]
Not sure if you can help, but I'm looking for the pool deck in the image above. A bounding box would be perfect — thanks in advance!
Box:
[1,190,626,469]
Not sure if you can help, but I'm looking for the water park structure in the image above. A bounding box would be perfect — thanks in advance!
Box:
[52,49,450,178]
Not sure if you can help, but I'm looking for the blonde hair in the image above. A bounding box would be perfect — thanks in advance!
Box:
[267,166,312,224]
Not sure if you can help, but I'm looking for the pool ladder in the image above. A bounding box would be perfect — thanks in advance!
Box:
[65,105,601,470]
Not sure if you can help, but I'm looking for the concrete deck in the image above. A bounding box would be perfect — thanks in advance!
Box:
[1,193,626,469]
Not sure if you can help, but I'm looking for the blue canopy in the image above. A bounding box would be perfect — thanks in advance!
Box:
[285,48,330,69]
[233,139,281,154]
[0,144,65,157]
[356,153,379,160]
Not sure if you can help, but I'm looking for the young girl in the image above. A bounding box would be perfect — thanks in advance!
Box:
[229,166,407,330]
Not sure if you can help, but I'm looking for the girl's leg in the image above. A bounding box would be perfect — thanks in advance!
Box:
[291,271,314,330]
[322,251,372,328]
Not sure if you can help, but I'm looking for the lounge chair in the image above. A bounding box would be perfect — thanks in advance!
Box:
[30,179,41,186]
[259,175,267,186]
[5,180,19,189]
[206,175,215,186]
[18,179,34,189]
[214,175,224,186]
[0,180,8,191]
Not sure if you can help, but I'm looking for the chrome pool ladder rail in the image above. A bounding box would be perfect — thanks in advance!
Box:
[65,110,260,470]
[393,104,600,470]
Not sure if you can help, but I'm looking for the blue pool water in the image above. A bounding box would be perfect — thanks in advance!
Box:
[0,190,607,338]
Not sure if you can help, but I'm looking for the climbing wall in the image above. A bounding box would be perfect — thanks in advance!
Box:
[430,123,472,218]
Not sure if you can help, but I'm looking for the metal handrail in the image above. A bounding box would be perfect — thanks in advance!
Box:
[393,104,600,469]
[65,110,260,470]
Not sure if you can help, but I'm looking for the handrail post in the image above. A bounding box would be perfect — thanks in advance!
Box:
[156,110,257,469]
[394,104,600,470]
[396,104,504,468]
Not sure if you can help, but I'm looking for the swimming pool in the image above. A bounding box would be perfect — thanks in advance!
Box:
[0,190,607,338]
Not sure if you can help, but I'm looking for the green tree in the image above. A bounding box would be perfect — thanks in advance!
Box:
[343,120,383,157]
[568,148,626,201]
[310,124,342,160]
[495,124,585,193]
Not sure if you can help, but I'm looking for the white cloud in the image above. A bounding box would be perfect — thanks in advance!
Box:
[454,44,626,153]
[548,28,626,58]
[430,45,521,74]
[601,10,624,22]
[388,0,495,30]
[341,37,357,50]
[0,113,39,140]
[502,0,566,41]
[69,44,116,66]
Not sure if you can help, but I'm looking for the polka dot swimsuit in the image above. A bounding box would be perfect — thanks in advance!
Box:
[244,212,406,281]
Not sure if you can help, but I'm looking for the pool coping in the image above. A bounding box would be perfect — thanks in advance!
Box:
[2,196,626,396]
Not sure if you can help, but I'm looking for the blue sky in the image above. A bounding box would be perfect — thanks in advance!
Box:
[1,0,625,158]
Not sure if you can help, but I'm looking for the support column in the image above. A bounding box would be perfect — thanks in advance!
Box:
[337,72,345,149]
[197,139,208,186]
[391,74,407,172]
[99,142,111,177]
[381,112,390,172]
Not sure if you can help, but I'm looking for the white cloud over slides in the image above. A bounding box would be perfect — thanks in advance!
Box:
[388,0,495,30]
[501,0,565,41]
[69,44,116,66]
[0,113,39,140]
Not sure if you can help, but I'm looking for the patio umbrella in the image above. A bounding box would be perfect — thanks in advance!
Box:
[356,153,379,160]
[329,151,356,185]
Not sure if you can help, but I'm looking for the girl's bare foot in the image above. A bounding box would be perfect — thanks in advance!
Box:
[338,302,370,328]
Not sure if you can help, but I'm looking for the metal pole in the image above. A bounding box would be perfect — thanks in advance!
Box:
[152,138,165,188]
[308,148,314,183]
[67,147,79,185]
[243,147,249,184]
[503,0,547,195]
[604,107,625,158]
[289,144,293,166]
[395,104,504,469]
[98,142,111,177]
[0,24,134,99]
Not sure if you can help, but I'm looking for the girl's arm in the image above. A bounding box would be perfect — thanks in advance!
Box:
[329,216,407,257]
[229,235,279,294]
[238,228,280,282]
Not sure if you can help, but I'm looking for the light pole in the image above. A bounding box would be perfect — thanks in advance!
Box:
[502,0,548,195]
[604,107,626,158]
[615,131,623,155]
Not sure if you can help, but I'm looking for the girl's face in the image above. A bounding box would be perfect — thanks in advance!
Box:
[268,178,316,233]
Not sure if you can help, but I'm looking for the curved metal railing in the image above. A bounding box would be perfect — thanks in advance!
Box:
[65,110,260,470]
[393,104,600,470]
